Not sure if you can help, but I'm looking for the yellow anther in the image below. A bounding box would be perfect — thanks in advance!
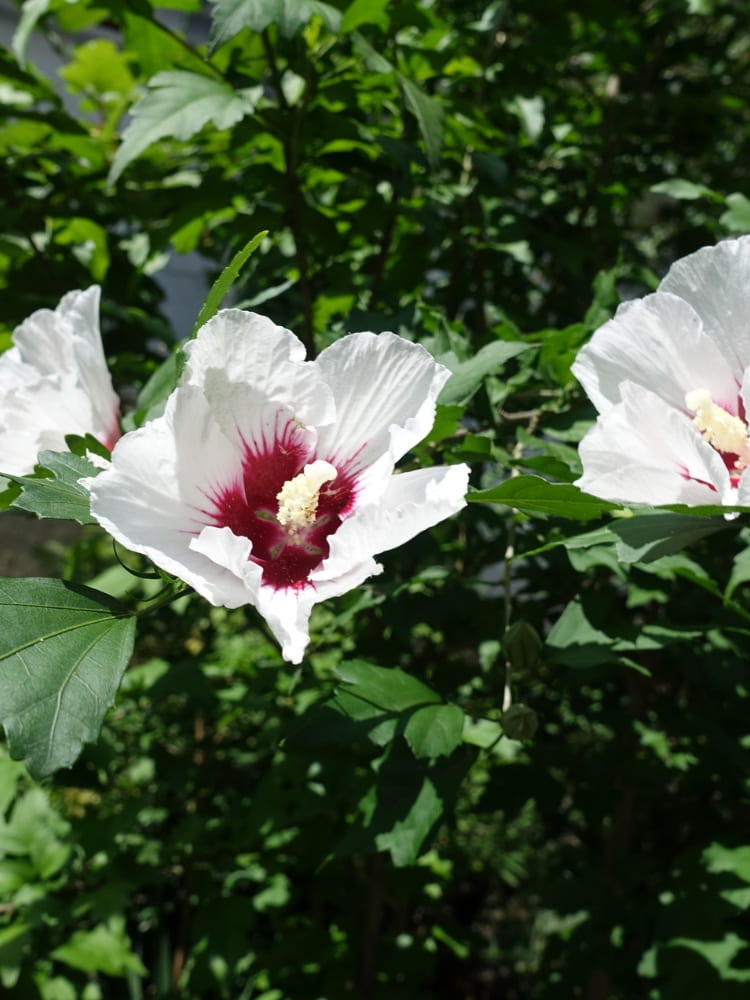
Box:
[276,460,337,534]
[685,388,750,458]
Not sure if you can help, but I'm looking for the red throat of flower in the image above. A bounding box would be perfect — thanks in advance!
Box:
[204,437,357,590]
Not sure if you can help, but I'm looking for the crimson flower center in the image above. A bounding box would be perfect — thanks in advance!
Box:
[205,438,356,591]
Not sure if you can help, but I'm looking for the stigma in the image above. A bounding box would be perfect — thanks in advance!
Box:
[276,460,338,534]
[685,389,750,460]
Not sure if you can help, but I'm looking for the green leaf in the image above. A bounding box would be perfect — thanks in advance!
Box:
[123,11,198,77]
[404,704,465,759]
[423,403,463,444]
[704,843,750,884]
[0,922,30,990]
[546,595,701,669]
[59,39,136,101]
[461,717,505,751]
[10,451,100,524]
[398,74,444,170]
[351,30,393,73]
[468,476,621,520]
[439,341,531,405]
[0,786,71,878]
[374,772,442,866]
[52,916,146,977]
[651,178,718,200]
[610,512,730,564]
[208,0,342,49]
[109,71,259,184]
[664,934,750,982]
[726,542,750,602]
[341,0,390,33]
[128,349,186,429]
[191,230,269,336]
[0,578,136,778]
[52,217,110,282]
[334,659,440,713]
[720,192,750,232]
[339,742,474,867]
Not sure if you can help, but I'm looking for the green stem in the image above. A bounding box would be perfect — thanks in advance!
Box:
[135,584,191,618]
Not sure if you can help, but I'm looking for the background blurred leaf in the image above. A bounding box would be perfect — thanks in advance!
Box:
[208,0,342,48]
[109,71,259,183]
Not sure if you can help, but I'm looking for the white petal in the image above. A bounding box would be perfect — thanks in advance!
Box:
[659,236,750,377]
[190,522,343,664]
[320,463,470,569]
[86,387,250,603]
[0,375,103,475]
[12,287,119,445]
[251,584,320,665]
[188,525,261,607]
[184,310,335,429]
[314,332,450,473]
[575,382,731,506]
[197,373,317,463]
[572,292,738,414]
[0,287,119,475]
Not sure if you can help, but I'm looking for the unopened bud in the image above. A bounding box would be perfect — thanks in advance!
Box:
[503,620,542,673]
[501,703,539,741]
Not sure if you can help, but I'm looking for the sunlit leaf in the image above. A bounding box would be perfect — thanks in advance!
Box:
[334,659,440,713]
[0,579,136,778]
[404,704,465,759]
[439,341,531,405]
[10,451,100,524]
[109,71,259,183]
[191,230,269,336]
[208,0,341,49]
[468,476,621,520]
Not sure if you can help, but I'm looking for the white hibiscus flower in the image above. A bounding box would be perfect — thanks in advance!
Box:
[0,286,120,476]
[573,236,750,508]
[85,311,469,663]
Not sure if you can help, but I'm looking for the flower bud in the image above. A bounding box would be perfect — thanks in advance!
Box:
[503,620,542,673]
[501,703,539,741]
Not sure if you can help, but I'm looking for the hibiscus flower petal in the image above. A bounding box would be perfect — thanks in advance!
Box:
[12,286,120,447]
[86,387,250,601]
[320,463,470,572]
[659,235,750,378]
[576,382,731,506]
[183,310,335,430]
[314,332,450,474]
[572,292,738,415]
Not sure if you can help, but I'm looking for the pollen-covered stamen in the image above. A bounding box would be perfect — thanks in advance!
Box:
[276,459,338,535]
[685,388,750,463]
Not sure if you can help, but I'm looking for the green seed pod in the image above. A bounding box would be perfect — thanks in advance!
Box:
[503,620,543,673]
[501,703,539,741]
